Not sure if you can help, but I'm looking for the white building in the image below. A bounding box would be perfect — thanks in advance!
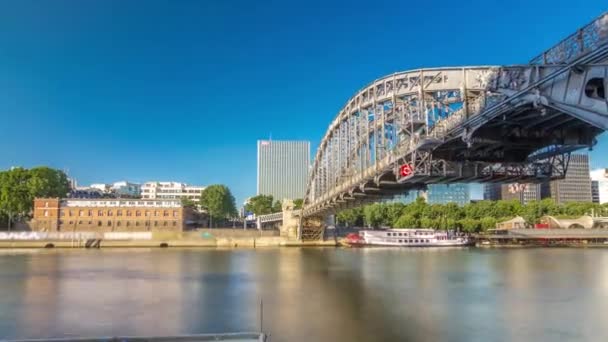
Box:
[141,182,205,201]
[590,169,608,204]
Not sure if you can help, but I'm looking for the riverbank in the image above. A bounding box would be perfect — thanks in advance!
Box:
[0,229,339,248]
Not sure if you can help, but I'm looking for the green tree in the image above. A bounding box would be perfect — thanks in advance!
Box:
[199,184,237,227]
[480,216,497,231]
[336,208,363,227]
[385,203,405,226]
[293,198,304,210]
[27,167,70,198]
[244,194,274,215]
[364,203,386,228]
[394,214,417,228]
[181,198,197,209]
[0,168,32,230]
[272,200,282,213]
[459,218,481,232]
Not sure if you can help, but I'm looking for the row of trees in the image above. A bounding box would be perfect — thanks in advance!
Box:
[0,167,70,229]
[244,195,303,216]
[336,198,608,232]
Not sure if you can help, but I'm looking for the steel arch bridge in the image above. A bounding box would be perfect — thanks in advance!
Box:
[299,12,608,240]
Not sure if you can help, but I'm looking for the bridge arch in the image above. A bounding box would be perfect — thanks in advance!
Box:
[302,12,608,226]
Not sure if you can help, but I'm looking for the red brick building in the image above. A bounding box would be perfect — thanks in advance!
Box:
[32,198,193,232]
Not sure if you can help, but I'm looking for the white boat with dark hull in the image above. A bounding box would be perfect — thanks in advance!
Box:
[345,228,472,247]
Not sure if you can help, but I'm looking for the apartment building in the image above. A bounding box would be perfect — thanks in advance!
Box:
[141,182,205,201]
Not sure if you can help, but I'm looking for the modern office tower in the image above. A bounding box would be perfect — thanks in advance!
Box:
[542,154,592,203]
[257,140,310,201]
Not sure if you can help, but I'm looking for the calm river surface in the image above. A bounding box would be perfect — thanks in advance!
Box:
[1,247,608,341]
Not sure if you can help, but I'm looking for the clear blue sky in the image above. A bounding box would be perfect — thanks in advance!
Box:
[1,0,607,205]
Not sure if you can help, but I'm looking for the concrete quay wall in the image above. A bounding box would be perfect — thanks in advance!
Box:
[0,231,336,249]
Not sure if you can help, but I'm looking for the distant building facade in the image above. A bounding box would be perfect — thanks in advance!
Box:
[111,181,141,198]
[542,154,592,203]
[484,183,541,204]
[426,184,470,206]
[590,168,608,204]
[141,182,205,201]
[71,181,141,199]
[32,198,191,232]
[592,180,600,204]
[257,140,310,201]
[388,184,469,206]
[69,187,104,199]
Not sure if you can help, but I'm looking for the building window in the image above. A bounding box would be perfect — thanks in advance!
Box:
[98,210,103,216]
[108,210,113,216]
[154,211,159,217]
[69,210,73,217]
[172,221,176,226]
[117,221,121,227]
[126,221,130,227]
[45,202,49,208]
[163,210,169,217]
[60,211,65,217]
[117,210,122,216]
[136,211,141,217]
[163,221,168,227]
[78,221,82,225]
[69,221,73,225]
[145,221,149,226]
[88,210,93,216]
[79,210,84,217]
[107,221,112,226]
[145,211,149,217]
[126,210,131,217]
[135,221,139,226]
[173,211,178,217]
[154,221,158,226]
[44,210,49,217]
[98,221,102,227]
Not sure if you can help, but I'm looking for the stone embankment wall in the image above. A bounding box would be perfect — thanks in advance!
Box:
[0,228,335,248]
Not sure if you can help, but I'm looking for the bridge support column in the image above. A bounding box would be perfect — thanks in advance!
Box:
[299,215,327,241]
[280,200,299,239]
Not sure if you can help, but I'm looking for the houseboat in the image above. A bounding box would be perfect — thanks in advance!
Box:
[344,228,472,247]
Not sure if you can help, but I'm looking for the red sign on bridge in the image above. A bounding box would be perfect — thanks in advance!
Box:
[400,163,414,177]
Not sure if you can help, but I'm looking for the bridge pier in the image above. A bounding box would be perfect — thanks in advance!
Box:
[279,199,299,239]
[299,215,326,241]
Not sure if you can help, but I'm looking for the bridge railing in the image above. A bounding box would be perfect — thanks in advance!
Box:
[530,12,607,65]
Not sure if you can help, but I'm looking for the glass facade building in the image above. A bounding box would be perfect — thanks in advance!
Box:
[426,184,470,206]
[257,140,310,201]
[389,184,470,206]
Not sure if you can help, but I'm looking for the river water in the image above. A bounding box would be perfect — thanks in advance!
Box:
[0,247,607,341]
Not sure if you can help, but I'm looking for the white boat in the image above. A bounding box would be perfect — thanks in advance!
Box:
[345,228,472,247]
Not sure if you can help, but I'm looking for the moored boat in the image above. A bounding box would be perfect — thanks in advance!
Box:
[344,228,472,247]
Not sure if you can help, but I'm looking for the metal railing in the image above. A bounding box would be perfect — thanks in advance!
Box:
[529,12,608,64]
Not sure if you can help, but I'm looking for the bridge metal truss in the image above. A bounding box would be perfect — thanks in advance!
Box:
[302,12,608,220]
